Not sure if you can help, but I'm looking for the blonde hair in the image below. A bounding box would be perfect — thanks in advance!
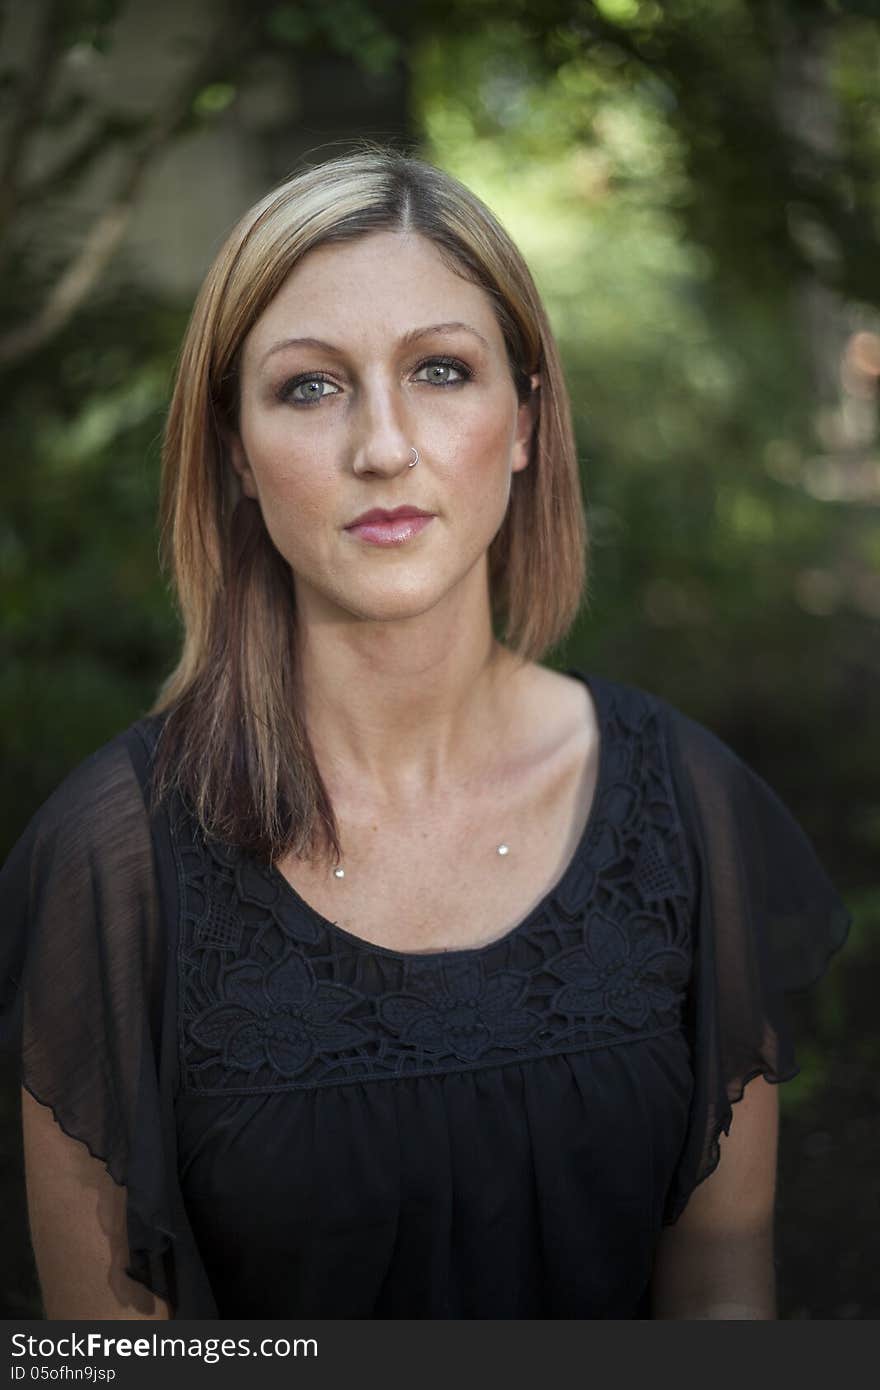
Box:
[150,141,588,867]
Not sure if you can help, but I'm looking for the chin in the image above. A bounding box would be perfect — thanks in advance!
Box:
[295,550,489,623]
[342,591,451,624]
[323,570,464,622]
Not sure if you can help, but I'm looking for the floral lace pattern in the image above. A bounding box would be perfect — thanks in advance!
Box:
[188,953,366,1077]
[170,679,695,1093]
[549,913,691,1029]
[379,958,543,1062]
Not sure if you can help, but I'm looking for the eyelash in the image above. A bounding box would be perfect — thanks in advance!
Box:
[277,355,474,407]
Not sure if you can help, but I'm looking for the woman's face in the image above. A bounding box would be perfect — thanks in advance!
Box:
[228,229,538,627]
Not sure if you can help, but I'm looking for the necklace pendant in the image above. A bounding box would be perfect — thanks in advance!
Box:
[497,843,509,856]
[333,867,345,879]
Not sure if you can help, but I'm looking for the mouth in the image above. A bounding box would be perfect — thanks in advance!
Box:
[344,512,435,547]
[343,504,436,548]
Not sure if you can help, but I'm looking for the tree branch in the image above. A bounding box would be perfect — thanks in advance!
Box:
[0,197,132,366]
[16,113,147,210]
[0,0,71,235]
[0,23,238,369]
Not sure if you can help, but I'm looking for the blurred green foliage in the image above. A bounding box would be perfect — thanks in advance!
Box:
[0,0,877,1319]
[0,0,875,868]
[3,0,873,885]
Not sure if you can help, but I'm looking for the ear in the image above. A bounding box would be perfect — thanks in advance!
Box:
[511,374,541,474]
[225,428,259,500]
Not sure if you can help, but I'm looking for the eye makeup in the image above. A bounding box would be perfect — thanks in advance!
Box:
[273,354,476,408]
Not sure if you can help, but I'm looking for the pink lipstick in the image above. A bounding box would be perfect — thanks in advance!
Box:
[344,505,435,547]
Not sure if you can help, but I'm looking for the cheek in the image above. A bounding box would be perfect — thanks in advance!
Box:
[241,421,334,524]
[439,409,516,503]
[436,400,517,469]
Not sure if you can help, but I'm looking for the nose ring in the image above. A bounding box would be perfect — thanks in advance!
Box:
[408,447,419,468]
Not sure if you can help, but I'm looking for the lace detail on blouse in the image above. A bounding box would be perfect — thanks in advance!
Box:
[172,685,695,1094]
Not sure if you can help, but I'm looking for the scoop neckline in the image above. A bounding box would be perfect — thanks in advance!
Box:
[263,668,610,962]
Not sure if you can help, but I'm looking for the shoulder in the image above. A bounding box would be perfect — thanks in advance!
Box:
[599,679,815,876]
[0,717,170,1009]
[4,716,166,869]
[579,670,742,767]
[563,669,758,824]
[528,663,701,764]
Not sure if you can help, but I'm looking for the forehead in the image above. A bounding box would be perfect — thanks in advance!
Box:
[243,230,504,362]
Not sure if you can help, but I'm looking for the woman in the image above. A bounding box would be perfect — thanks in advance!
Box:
[1,144,851,1320]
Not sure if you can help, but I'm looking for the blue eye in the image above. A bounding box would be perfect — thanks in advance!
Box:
[413,356,472,386]
[278,356,472,407]
[281,374,339,406]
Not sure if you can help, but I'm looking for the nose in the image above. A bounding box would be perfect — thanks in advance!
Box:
[350,377,416,479]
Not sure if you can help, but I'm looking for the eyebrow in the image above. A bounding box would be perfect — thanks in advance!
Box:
[259,321,492,367]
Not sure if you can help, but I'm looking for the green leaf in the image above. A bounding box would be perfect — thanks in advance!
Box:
[193,82,237,117]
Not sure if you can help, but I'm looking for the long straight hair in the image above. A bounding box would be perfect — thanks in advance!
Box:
[149,142,588,869]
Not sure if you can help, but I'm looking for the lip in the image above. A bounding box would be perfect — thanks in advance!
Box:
[344,513,435,547]
[346,506,435,527]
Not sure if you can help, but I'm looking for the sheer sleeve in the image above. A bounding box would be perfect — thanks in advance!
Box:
[657,698,853,1224]
[0,725,217,1316]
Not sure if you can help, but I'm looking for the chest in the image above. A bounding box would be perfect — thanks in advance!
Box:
[171,681,696,1100]
[274,732,601,954]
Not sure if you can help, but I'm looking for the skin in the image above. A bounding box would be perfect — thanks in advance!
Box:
[23,227,779,1320]
[650,1075,780,1318]
[227,228,541,810]
[22,1088,171,1319]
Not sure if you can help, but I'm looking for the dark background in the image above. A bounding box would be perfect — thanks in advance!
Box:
[0,0,877,1318]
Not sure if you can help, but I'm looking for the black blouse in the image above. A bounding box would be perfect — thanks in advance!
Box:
[0,670,852,1318]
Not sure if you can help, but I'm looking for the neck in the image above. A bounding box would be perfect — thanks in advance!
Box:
[293,576,526,808]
